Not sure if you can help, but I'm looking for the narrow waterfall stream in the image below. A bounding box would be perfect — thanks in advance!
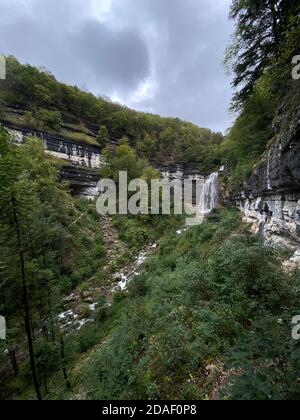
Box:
[199,172,219,214]
[58,246,157,332]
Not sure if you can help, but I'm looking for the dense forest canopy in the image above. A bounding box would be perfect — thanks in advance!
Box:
[0,56,223,173]
[226,0,300,108]
[223,0,300,185]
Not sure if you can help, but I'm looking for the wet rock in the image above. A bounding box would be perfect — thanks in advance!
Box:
[75,304,91,320]
[112,272,122,281]
[83,297,94,304]
[62,293,78,304]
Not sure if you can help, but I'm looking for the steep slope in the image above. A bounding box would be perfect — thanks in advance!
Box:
[0,56,223,174]
[233,83,300,251]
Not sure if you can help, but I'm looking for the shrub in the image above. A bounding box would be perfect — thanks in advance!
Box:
[37,108,63,131]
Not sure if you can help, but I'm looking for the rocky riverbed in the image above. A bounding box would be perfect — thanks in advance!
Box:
[58,243,158,332]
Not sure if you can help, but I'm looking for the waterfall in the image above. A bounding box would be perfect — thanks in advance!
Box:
[199,172,219,214]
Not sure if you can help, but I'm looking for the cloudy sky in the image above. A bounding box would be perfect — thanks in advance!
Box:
[0,0,234,132]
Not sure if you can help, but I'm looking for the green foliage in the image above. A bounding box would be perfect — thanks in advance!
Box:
[102,140,156,182]
[94,296,111,322]
[82,209,300,400]
[224,313,300,400]
[226,0,300,108]
[0,130,107,398]
[0,56,223,172]
[37,108,63,131]
[75,324,103,354]
[2,5,300,398]
[96,125,108,147]
[222,1,300,188]
[221,79,276,185]
[101,142,184,252]
[20,108,63,131]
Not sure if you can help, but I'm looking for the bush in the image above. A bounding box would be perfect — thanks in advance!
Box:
[94,296,111,322]
[81,209,300,400]
[76,324,102,354]
[37,109,63,131]
[128,275,148,297]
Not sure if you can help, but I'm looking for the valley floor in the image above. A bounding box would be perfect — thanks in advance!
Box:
[3,208,299,401]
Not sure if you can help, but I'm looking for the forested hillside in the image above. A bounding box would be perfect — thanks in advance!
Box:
[222,0,300,186]
[1,0,300,401]
[0,127,185,399]
[0,57,223,173]
[0,126,108,399]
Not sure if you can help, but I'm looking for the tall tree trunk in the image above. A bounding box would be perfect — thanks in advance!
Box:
[43,372,49,395]
[37,278,48,339]
[58,239,64,276]
[8,348,19,377]
[12,197,42,401]
[47,286,56,342]
[59,329,71,390]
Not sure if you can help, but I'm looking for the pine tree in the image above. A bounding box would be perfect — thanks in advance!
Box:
[226,0,300,107]
[97,125,108,147]
[0,130,72,399]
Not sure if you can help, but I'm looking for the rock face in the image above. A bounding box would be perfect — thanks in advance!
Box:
[3,121,210,199]
[4,121,209,200]
[236,194,300,248]
[4,122,104,169]
[234,85,300,250]
[60,165,101,199]
[2,121,104,198]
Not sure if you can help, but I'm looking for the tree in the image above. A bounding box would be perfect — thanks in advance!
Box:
[226,0,300,107]
[0,131,73,399]
[159,127,178,160]
[104,110,129,139]
[37,109,63,131]
[96,125,108,147]
[136,133,157,158]
[220,78,276,184]
[0,56,223,172]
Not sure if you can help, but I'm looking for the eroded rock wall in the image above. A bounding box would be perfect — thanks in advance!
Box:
[234,84,300,255]
[5,123,104,169]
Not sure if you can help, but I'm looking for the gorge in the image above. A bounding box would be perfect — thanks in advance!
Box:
[1,3,300,398]
[3,116,299,253]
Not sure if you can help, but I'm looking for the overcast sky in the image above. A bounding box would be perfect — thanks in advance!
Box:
[0,0,234,132]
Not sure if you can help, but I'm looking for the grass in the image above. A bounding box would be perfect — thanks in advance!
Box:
[0,110,99,146]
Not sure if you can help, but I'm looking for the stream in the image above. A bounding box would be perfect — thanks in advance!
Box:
[57,244,158,332]
[58,171,221,332]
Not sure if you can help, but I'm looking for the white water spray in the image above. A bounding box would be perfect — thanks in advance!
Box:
[199,172,219,214]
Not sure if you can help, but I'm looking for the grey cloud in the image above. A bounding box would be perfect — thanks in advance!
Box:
[0,0,233,131]
[0,0,150,95]
[107,0,233,131]
[71,20,150,93]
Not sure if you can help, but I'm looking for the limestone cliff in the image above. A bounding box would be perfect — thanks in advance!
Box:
[234,84,300,253]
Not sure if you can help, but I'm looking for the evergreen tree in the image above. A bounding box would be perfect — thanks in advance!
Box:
[96,125,108,147]
[226,0,300,107]
[0,129,72,399]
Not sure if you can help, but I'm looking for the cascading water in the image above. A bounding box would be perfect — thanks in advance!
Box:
[199,172,219,214]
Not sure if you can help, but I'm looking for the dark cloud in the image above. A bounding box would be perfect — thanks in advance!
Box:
[0,0,150,95]
[72,20,150,93]
[0,0,233,131]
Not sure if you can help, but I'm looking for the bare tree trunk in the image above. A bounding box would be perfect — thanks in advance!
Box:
[12,197,42,401]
